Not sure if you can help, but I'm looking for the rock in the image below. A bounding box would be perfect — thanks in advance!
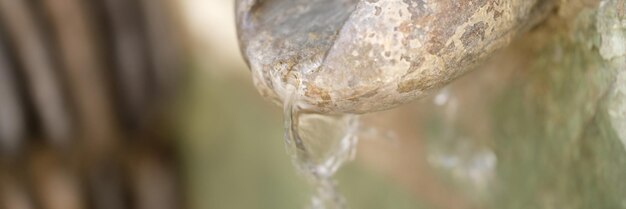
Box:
[236,0,556,113]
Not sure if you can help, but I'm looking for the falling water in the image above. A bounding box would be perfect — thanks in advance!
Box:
[283,89,360,209]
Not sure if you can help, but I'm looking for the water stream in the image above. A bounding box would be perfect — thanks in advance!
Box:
[283,89,360,209]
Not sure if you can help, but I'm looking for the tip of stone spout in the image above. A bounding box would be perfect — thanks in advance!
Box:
[237,0,555,113]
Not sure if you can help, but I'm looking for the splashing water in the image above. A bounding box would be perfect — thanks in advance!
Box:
[283,89,360,209]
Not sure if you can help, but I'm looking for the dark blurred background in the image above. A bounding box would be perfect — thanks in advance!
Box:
[0,0,184,208]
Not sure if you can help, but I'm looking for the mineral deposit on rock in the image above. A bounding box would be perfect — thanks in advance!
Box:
[237,0,555,113]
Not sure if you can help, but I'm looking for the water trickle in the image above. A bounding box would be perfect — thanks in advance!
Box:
[283,88,360,209]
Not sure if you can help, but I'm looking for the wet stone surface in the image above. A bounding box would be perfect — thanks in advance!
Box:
[237,0,555,113]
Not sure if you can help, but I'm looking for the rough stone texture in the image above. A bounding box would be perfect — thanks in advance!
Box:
[236,0,556,113]
[488,7,624,207]
[419,0,626,208]
[601,0,626,150]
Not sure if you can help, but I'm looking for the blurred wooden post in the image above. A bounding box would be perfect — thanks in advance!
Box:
[0,0,185,209]
[0,23,24,155]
